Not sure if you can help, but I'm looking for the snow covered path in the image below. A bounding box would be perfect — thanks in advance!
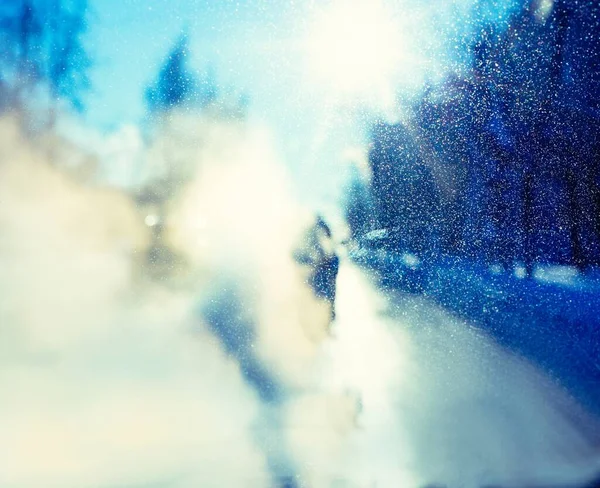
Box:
[319,260,600,488]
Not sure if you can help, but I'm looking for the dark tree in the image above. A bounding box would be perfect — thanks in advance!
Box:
[369,121,442,257]
[46,0,90,112]
[359,0,600,273]
[344,164,377,239]
[0,0,90,115]
[145,34,198,113]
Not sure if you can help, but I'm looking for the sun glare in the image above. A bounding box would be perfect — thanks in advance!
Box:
[304,0,406,105]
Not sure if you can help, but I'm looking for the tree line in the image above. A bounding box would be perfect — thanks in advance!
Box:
[0,0,89,121]
[347,0,600,274]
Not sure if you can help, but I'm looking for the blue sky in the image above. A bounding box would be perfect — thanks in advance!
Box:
[84,0,358,208]
[81,0,517,210]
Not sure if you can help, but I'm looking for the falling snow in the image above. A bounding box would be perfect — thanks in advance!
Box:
[1,0,600,487]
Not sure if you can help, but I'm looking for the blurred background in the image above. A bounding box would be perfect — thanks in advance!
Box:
[1,1,600,487]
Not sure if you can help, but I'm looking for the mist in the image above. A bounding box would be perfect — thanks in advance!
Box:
[2,0,600,486]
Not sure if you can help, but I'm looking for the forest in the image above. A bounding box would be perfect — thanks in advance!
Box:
[347,0,600,274]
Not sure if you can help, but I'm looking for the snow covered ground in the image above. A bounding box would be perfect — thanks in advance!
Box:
[429,261,600,416]
[353,249,600,416]
[316,259,600,487]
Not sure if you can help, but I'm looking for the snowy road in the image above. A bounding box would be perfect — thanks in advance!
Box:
[316,259,600,487]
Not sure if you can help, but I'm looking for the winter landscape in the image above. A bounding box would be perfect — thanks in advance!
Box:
[1,0,600,487]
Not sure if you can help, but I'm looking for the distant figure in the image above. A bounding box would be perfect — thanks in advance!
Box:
[295,215,340,322]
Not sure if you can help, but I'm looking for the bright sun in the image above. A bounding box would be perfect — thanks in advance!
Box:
[303,0,405,104]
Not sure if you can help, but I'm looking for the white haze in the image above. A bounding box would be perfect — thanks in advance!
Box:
[1,113,600,488]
